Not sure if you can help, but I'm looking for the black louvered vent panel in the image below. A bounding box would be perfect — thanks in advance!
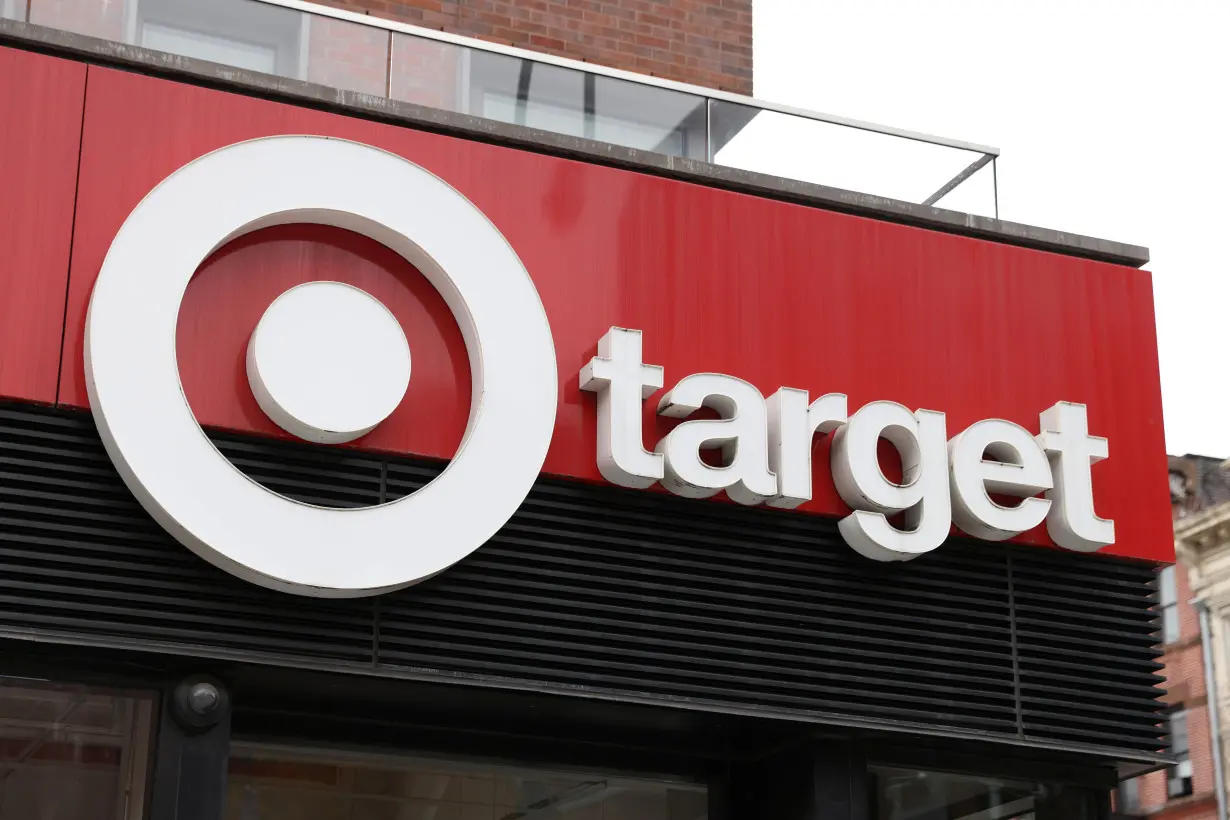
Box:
[0,407,375,663]
[215,435,384,508]
[1013,547,1164,754]
[381,464,1017,733]
[0,403,1166,756]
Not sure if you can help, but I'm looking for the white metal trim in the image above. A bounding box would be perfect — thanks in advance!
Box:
[253,0,999,157]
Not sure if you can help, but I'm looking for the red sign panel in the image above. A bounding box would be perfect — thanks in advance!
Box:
[0,48,85,404]
[0,50,1172,562]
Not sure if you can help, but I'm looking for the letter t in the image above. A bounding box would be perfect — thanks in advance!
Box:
[1036,402,1115,552]
[580,328,665,488]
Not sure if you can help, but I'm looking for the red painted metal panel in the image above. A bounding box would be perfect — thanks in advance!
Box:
[0,46,85,404]
[60,66,1171,561]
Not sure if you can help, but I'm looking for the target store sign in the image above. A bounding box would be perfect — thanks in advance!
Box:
[87,136,1118,596]
[0,57,1172,597]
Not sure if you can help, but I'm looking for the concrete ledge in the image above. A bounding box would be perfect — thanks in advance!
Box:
[0,17,1150,268]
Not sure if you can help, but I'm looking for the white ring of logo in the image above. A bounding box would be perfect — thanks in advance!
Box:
[85,136,558,597]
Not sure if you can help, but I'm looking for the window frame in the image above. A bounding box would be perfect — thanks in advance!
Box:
[1167,708,1194,799]
[1160,564,1180,645]
[1116,775,1141,815]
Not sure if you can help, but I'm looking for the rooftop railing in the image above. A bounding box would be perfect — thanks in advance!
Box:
[3,0,1001,215]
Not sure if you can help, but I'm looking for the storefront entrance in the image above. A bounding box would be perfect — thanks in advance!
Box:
[0,659,1125,820]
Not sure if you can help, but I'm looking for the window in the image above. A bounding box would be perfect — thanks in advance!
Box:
[1116,776,1140,815]
[0,679,155,819]
[0,0,23,22]
[140,21,278,73]
[871,767,1038,819]
[1160,565,1180,644]
[1170,470,1188,501]
[225,742,707,820]
[1168,710,1193,798]
[132,0,307,79]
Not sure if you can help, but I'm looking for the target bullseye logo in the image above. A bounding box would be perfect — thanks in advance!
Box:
[85,136,558,598]
[247,281,413,445]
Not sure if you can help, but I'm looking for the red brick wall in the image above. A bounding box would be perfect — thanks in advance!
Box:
[1135,561,1217,818]
[315,0,754,94]
[1136,701,1215,817]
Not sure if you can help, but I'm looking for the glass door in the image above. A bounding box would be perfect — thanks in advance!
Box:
[225,741,708,820]
[0,680,155,820]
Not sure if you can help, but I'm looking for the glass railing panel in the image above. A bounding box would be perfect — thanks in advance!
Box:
[1,0,25,21]
[388,31,468,112]
[301,14,390,96]
[467,50,587,135]
[592,73,707,160]
[28,0,390,96]
[710,100,997,215]
[390,32,707,160]
[29,0,135,40]
[16,0,997,210]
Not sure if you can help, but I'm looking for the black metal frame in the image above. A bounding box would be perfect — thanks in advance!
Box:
[0,636,1119,820]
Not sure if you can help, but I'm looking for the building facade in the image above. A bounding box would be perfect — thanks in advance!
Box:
[0,1,1172,818]
[1114,456,1230,820]
[1162,456,1230,820]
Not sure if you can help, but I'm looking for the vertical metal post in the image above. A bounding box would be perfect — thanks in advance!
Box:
[705,99,713,164]
[1198,601,1228,820]
[992,157,1000,220]
[384,31,393,99]
[149,675,232,820]
[583,73,596,141]
[514,61,533,127]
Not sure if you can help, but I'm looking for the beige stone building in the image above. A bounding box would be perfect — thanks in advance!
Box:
[1172,456,1230,820]
[1115,455,1230,820]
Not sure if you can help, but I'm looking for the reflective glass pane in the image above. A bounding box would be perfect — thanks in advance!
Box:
[29,0,135,41]
[1159,565,1176,606]
[871,766,1037,820]
[1118,777,1139,813]
[131,0,304,78]
[0,680,155,820]
[386,46,707,159]
[27,0,401,91]
[709,99,997,214]
[1,0,24,22]
[302,15,390,96]
[226,743,707,820]
[142,20,277,73]
[1170,710,1189,755]
[389,33,467,112]
[1163,604,1180,644]
[470,51,588,137]
[592,75,706,159]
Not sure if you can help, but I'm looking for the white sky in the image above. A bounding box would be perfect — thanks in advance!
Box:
[726,0,1229,457]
